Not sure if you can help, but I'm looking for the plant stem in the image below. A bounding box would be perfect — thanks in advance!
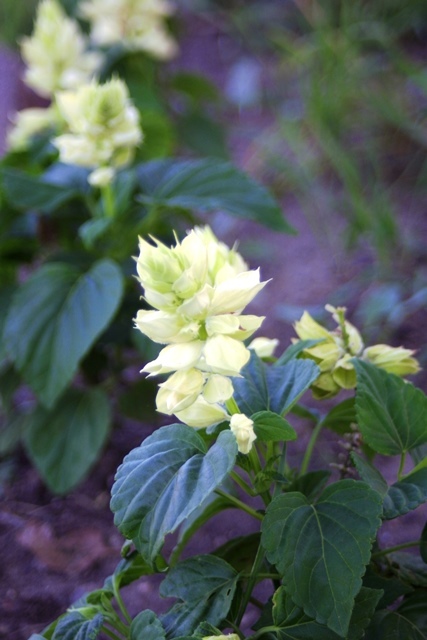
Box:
[273,442,287,498]
[300,419,323,475]
[113,581,132,624]
[230,470,255,497]
[214,488,263,521]
[226,397,241,415]
[397,451,407,481]
[102,182,115,218]
[372,539,421,559]
[247,626,280,640]
[101,626,124,640]
[236,543,266,626]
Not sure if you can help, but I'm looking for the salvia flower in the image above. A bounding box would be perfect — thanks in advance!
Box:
[293,304,420,398]
[7,107,57,151]
[80,0,178,60]
[135,226,268,439]
[53,78,142,186]
[20,0,102,98]
[230,414,257,454]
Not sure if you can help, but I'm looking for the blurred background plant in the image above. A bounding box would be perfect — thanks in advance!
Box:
[0,0,291,495]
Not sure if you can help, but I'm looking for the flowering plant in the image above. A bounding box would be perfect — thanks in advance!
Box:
[33,226,427,640]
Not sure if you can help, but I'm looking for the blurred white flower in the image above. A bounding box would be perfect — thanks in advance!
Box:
[7,107,56,151]
[248,336,279,358]
[80,0,178,59]
[20,0,102,98]
[53,78,142,185]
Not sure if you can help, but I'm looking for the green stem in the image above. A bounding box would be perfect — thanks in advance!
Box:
[214,488,263,521]
[113,580,132,624]
[372,539,422,559]
[300,419,323,475]
[226,396,241,415]
[102,182,115,218]
[247,626,280,640]
[273,442,287,498]
[241,572,281,580]
[397,451,407,481]
[230,470,255,497]
[101,627,124,640]
[236,544,267,626]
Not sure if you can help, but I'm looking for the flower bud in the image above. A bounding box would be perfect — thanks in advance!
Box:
[156,369,205,415]
[363,344,420,376]
[230,414,257,454]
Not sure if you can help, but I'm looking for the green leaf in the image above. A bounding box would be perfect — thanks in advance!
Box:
[111,425,237,562]
[275,339,324,366]
[397,591,427,634]
[52,612,104,640]
[233,353,319,416]
[354,360,427,456]
[261,480,383,637]
[351,453,388,497]
[383,468,427,519]
[213,532,261,574]
[130,610,166,640]
[4,259,124,407]
[177,112,229,159]
[389,553,427,588]
[270,585,383,640]
[365,609,426,640]
[287,471,331,501]
[159,555,238,637]
[79,218,113,249]
[107,551,155,591]
[0,167,80,212]
[24,388,111,494]
[321,398,357,435]
[135,158,294,232]
[363,565,413,608]
[0,285,16,362]
[252,411,297,442]
[421,522,427,564]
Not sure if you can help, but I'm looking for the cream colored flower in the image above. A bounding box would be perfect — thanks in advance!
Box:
[248,336,279,358]
[7,107,56,151]
[203,635,240,640]
[135,226,267,428]
[80,0,178,59]
[293,305,420,399]
[363,344,420,376]
[53,78,142,184]
[230,414,257,454]
[175,396,229,429]
[20,0,102,98]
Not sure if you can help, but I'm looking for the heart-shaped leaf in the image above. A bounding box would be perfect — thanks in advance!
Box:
[354,360,427,456]
[159,555,238,637]
[130,610,165,640]
[24,387,111,494]
[4,259,124,407]
[261,480,382,637]
[135,158,294,232]
[233,353,319,416]
[111,425,237,562]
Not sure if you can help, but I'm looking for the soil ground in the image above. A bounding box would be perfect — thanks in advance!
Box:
[2,11,427,640]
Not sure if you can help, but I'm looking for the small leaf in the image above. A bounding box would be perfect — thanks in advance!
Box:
[233,353,319,416]
[261,480,383,637]
[365,609,426,640]
[52,612,104,640]
[4,259,124,407]
[130,610,166,640]
[321,398,357,435]
[24,388,111,494]
[275,339,324,366]
[252,411,297,442]
[159,555,238,637]
[383,468,427,519]
[135,158,294,232]
[287,471,331,501]
[105,551,155,591]
[351,453,388,497]
[271,585,383,640]
[354,360,427,456]
[111,425,237,562]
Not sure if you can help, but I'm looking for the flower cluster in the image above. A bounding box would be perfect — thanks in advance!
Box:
[20,0,102,99]
[293,304,420,398]
[53,78,143,187]
[79,0,178,59]
[135,226,267,451]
